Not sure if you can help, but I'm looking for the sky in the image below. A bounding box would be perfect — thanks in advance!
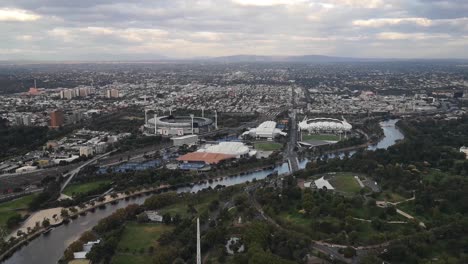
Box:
[0,0,467,60]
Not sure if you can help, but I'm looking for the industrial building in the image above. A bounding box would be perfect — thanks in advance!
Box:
[299,117,352,134]
[242,121,287,140]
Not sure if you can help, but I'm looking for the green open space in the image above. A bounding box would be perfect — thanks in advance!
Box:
[158,192,218,218]
[397,200,432,223]
[111,254,152,264]
[0,194,37,229]
[63,180,112,196]
[254,142,283,151]
[68,260,90,264]
[302,134,341,142]
[116,222,174,253]
[376,191,408,203]
[328,172,362,194]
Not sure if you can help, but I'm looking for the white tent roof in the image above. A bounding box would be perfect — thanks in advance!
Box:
[314,177,335,190]
[198,142,250,156]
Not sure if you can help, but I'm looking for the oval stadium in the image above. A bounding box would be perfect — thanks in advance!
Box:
[147,115,213,136]
[298,118,352,134]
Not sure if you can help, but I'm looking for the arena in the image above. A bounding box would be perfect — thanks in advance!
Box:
[299,118,352,134]
[146,115,214,136]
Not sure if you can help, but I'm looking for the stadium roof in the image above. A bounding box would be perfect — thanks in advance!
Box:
[256,121,277,134]
[198,142,250,157]
[177,152,235,164]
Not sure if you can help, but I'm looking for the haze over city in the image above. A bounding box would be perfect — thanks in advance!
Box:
[1,0,468,60]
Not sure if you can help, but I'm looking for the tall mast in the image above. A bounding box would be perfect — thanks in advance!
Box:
[197,218,201,264]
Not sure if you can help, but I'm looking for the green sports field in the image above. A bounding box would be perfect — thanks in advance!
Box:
[254,142,283,151]
[328,173,362,194]
[302,134,341,142]
[0,194,36,229]
[111,222,174,264]
[63,180,111,196]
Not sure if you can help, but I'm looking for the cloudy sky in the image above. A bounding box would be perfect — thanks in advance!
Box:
[1,0,467,60]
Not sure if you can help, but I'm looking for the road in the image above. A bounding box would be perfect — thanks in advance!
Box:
[60,150,116,193]
[286,86,300,173]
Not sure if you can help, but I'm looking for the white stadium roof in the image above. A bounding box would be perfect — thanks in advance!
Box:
[299,118,352,133]
[242,121,287,138]
[198,142,251,157]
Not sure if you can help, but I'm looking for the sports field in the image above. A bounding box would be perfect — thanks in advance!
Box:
[111,222,174,264]
[328,173,361,194]
[63,180,111,196]
[302,134,340,142]
[0,194,36,229]
[254,142,283,151]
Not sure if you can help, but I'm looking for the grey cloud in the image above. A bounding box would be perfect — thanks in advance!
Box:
[0,0,467,60]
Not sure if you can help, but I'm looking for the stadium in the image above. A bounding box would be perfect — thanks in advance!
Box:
[146,115,213,136]
[299,118,352,134]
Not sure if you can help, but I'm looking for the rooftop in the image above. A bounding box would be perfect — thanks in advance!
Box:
[177,152,235,164]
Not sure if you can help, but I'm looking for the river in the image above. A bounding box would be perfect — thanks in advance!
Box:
[2,119,403,264]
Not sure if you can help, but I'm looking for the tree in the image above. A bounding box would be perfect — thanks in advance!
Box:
[60,209,69,219]
[6,214,22,229]
[137,213,149,223]
[79,231,97,242]
[42,218,50,228]
[343,246,356,258]
[162,213,172,224]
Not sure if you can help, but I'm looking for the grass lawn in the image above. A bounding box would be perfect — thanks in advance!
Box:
[0,194,37,229]
[254,142,283,151]
[397,200,432,223]
[111,254,152,264]
[302,134,340,142]
[376,191,408,203]
[63,180,111,196]
[328,173,361,194]
[116,222,174,253]
[69,260,90,264]
[278,211,313,227]
[159,192,216,218]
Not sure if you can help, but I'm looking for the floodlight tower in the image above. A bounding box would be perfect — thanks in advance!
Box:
[196,218,201,264]
[144,109,148,126]
[190,114,194,135]
[214,110,218,130]
[201,107,205,118]
[154,113,157,135]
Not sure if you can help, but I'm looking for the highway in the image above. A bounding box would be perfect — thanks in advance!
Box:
[286,86,300,173]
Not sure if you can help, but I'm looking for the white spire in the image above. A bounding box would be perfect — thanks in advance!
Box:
[154,113,157,134]
[197,218,201,264]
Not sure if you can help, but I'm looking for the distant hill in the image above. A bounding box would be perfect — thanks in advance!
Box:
[204,54,391,63]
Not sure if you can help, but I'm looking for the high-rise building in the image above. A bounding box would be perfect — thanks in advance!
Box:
[106,89,119,98]
[22,115,32,126]
[50,110,64,128]
[60,89,75,100]
[14,116,23,126]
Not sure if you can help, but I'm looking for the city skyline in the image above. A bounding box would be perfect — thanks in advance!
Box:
[1,0,467,60]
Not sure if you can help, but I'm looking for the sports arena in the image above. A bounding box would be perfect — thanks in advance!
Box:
[146,115,213,136]
[299,118,352,134]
